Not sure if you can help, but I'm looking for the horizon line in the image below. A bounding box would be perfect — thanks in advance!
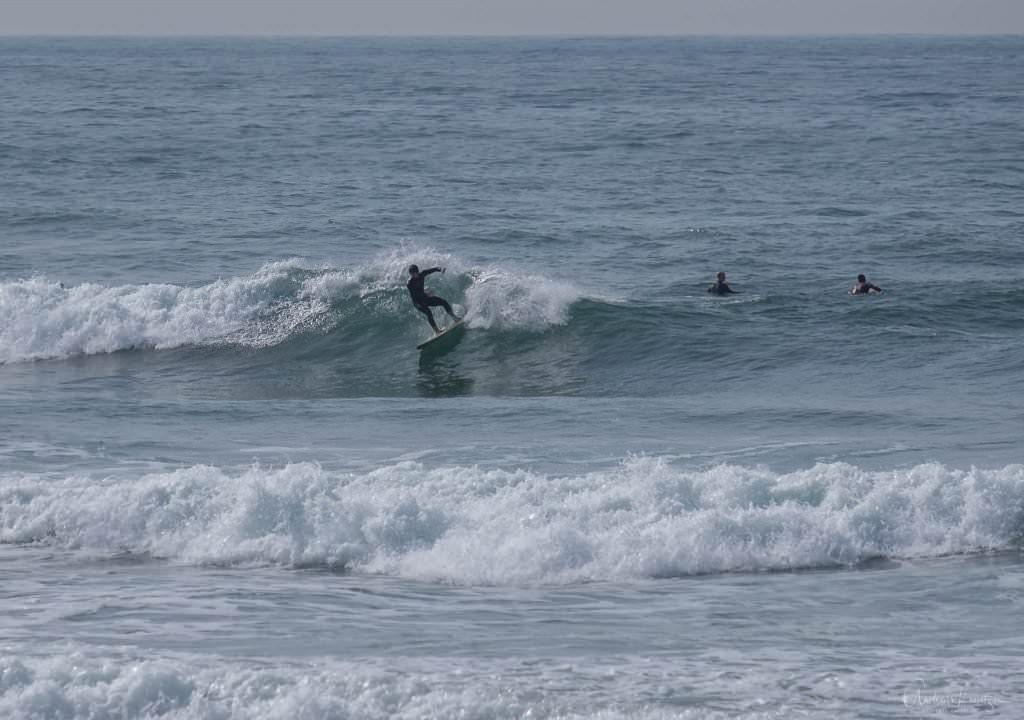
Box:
[2,31,1022,38]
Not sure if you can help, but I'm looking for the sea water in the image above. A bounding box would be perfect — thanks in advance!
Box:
[1,36,1023,719]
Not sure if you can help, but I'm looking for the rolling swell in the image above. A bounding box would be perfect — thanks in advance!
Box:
[3,253,1022,398]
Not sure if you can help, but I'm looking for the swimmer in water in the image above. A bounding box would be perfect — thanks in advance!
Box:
[849,273,882,295]
[707,271,740,296]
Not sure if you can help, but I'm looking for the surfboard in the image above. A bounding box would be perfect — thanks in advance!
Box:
[416,319,466,351]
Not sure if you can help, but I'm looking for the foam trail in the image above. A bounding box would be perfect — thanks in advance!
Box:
[3,458,1022,583]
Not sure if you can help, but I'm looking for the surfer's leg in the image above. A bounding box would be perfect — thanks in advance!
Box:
[415,302,440,332]
[427,296,458,319]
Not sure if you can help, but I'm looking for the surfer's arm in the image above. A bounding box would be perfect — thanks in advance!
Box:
[422,267,443,277]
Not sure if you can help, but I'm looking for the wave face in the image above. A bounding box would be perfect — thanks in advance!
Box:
[4,459,1022,584]
[5,248,1024,404]
[0,251,586,365]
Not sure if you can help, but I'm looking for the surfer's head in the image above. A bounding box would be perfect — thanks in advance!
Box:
[857,274,866,283]
[716,271,726,282]
[409,264,419,275]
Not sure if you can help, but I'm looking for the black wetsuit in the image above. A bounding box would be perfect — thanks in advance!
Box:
[707,281,738,295]
[850,282,882,295]
[407,268,454,330]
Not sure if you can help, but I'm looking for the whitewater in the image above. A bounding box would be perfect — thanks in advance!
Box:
[4,460,1023,581]
[3,36,1024,719]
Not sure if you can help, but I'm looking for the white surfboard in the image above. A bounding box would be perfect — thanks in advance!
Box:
[416,319,466,351]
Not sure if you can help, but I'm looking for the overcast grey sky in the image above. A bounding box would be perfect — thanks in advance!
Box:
[2,0,1023,36]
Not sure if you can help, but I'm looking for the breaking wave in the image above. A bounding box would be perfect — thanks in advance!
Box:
[0,249,588,364]
[3,458,1022,584]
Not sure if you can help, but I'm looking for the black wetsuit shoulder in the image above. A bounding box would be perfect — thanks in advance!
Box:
[407,268,440,304]
[708,282,737,295]
[407,275,426,302]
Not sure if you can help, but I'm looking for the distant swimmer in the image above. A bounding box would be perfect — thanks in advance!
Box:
[849,274,882,295]
[707,271,740,296]
[407,264,460,334]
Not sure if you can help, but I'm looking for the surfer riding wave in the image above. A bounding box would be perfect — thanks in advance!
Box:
[407,264,460,334]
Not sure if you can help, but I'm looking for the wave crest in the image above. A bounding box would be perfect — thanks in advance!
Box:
[0,261,330,363]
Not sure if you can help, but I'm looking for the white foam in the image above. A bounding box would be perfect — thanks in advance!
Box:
[3,458,1021,584]
[463,266,583,331]
[0,261,331,363]
[0,649,785,719]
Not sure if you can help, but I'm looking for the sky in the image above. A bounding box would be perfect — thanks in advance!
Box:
[1,0,1023,36]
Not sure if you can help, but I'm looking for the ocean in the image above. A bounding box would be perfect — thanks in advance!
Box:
[1,36,1023,719]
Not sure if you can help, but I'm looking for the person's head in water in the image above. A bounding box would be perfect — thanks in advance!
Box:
[707,270,739,295]
[409,264,419,276]
[857,273,867,283]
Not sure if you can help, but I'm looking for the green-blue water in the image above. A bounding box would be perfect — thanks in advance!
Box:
[2,37,1023,719]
